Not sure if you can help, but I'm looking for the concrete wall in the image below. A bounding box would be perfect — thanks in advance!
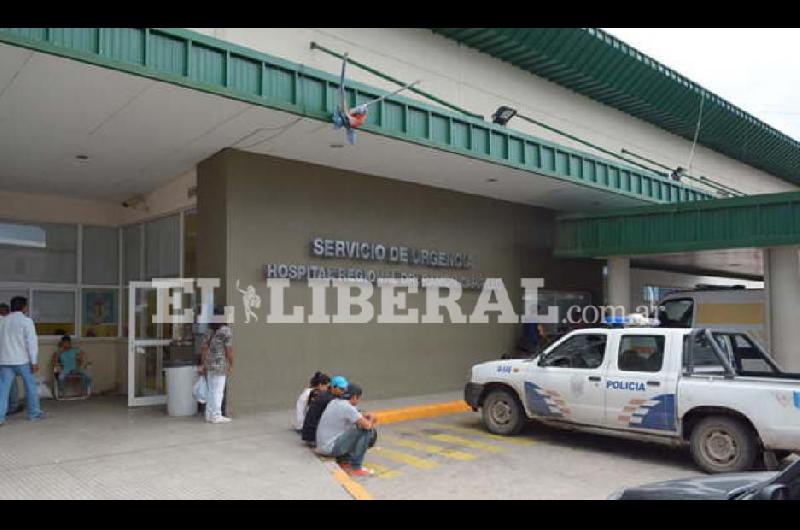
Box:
[197,149,603,413]
[189,28,797,197]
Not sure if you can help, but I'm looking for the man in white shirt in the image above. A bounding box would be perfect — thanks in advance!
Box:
[0,303,23,416]
[315,383,378,477]
[0,296,47,425]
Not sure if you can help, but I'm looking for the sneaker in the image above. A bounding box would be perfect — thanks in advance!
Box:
[348,467,375,477]
[210,416,232,424]
[338,462,353,472]
[29,412,47,422]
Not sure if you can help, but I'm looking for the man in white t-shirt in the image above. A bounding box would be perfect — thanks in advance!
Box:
[315,383,378,477]
[0,296,46,425]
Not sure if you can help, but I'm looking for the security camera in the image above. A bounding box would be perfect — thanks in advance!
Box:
[121,195,148,211]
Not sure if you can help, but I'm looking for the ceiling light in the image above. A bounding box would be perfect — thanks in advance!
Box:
[330,143,344,149]
[486,178,498,183]
[492,106,518,126]
[75,154,90,161]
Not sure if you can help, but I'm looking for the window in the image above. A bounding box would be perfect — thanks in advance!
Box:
[712,332,777,375]
[82,289,118,337]
[541,334,606,369]
[123,224,142,282]
[0,222,77,283]
[31,290,75,336]
[0,209,193,339]
[82,226,119,285]
[618,335,665,372]
[683,333,728,374]
[145,215,180,279]
[660,299,694,327]
[0,289,27,307]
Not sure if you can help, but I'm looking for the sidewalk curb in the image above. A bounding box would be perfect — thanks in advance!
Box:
[373,400,472,425]
[321,459,374,500]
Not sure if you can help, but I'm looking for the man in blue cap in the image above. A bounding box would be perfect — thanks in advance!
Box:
[316,383,378,477]
[301,375,348,445]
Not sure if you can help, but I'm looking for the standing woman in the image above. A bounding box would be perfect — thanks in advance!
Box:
[198,309,234,424]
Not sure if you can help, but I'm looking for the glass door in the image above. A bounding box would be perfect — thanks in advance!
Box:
[127,281,170,406]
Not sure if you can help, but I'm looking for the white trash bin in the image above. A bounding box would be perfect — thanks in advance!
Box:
[165,365,199,417]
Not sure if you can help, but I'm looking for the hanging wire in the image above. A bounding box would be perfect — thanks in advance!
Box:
[686,94,705,170]
[231,117,305,150]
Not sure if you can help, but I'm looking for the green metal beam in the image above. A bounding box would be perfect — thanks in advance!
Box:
[432,28,800,187]
[0,27,711,206]
[555,190,800,257]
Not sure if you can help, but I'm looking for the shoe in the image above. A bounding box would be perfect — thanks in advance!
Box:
[348,467,375,477]
[210,416,232,424]
[338,462,353,472]
[29,412,47,422]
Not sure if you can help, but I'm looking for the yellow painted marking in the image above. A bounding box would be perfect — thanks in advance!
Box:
[328,463,374,500]
[372,446,440,469]
[382,435,477,461]
[426,433,506,453]
[373,400,472,425]
[696,303,765,325]
[422,422,536,446]
[363,461,403,479]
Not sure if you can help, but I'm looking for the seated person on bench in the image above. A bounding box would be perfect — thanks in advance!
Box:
[53,335,91,395]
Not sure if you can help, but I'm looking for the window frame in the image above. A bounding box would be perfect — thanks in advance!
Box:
[0,208,196,341]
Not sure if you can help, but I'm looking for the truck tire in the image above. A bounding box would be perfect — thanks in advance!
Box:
[482,388,524,435]
[689,416,758,474]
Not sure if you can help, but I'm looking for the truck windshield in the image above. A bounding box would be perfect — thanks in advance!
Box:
[660,299,693,328]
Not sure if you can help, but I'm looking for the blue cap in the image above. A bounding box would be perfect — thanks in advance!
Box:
[330,376,349,389]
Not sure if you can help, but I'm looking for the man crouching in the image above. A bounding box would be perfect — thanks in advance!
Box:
[315,383,378,477]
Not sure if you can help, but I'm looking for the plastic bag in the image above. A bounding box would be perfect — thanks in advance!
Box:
[193,375,208,404]
[36,377,53,400]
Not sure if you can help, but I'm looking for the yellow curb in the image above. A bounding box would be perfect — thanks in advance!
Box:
[373,400,472,425]
[324,460,374,500]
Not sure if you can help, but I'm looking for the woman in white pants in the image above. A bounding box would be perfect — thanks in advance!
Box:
[199,320,234,424]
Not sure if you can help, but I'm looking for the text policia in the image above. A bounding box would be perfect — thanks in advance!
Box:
[145,277,629,325]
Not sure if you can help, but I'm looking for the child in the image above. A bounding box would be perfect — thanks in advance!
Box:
[293,372,331,432]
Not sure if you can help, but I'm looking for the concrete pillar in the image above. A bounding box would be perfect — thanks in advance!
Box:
[765,245,800,372]
[606,257,631,316]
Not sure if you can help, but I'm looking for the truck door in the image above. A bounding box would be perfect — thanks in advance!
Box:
[527,332,608,426]
[604,332,678,433]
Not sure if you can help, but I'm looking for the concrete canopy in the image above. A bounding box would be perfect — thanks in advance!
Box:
[0,27,709,210]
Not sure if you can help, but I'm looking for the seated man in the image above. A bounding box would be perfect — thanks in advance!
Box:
[315,383,378,477]
[53,335,91,396]
[301,375,348,445]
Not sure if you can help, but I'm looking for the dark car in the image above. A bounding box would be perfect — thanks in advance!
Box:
[609,458,800,500]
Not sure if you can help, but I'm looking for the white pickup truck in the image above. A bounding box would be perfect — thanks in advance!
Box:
[464,327,800,473]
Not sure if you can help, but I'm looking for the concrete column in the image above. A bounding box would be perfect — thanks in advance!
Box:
[606,257,631,316]
[765,246,800,372]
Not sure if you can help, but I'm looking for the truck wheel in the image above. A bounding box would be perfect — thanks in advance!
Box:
[482,388,524,435]
[689,416,758,474]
